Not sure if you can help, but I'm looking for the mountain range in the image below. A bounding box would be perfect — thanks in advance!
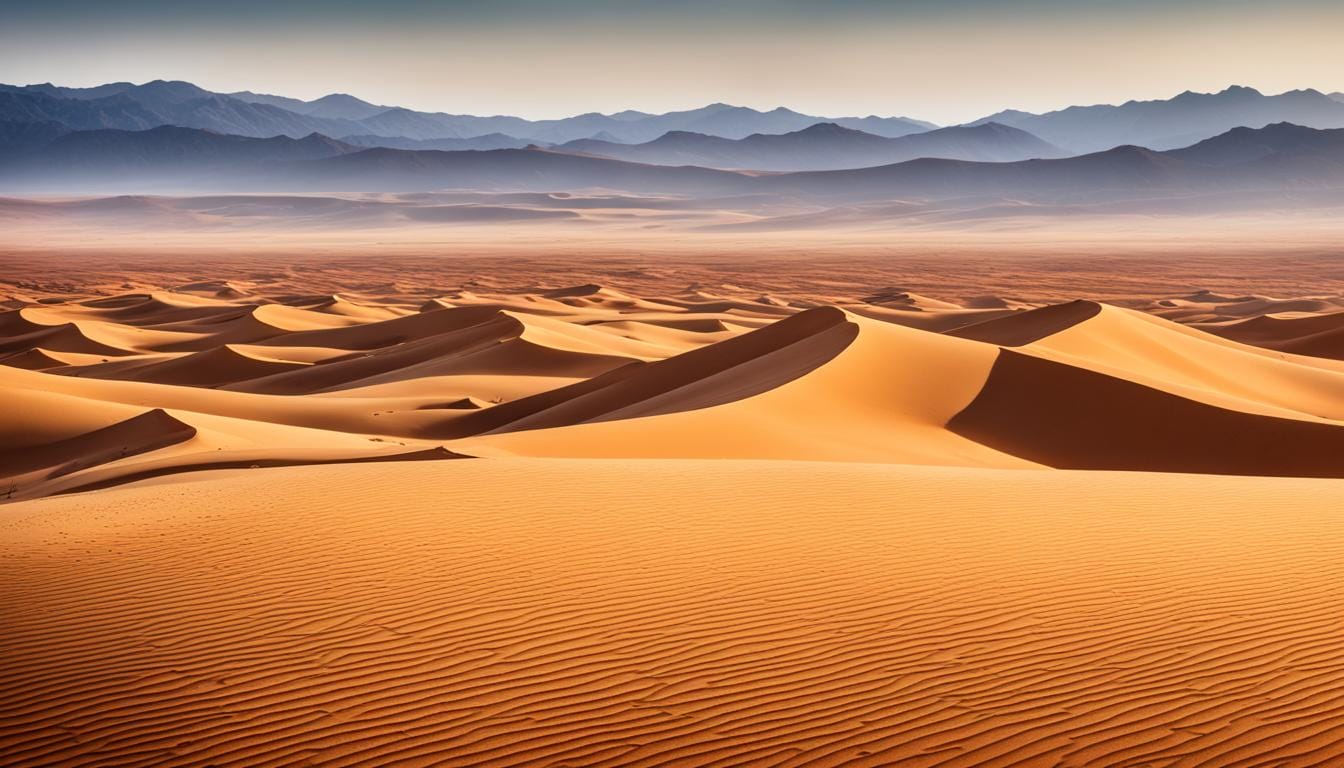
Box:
[306,122,1344,201]
[6,79,1344,155]
[16,125,354,173]
[0,81,934,145]
[340,133,530,152]
[6,120,1341,208]
[0,120,1052,184]
[973,85,1344,153]
[557,121,1067,171]
[4,78,1344,210]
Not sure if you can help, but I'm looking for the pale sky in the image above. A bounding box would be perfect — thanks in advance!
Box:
[2,0,1341,124]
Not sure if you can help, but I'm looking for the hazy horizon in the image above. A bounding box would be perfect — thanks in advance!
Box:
[3,0,1342,124]
[5,77,1341,126]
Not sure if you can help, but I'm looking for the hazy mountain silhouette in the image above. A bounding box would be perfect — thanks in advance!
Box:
[10,79,1344,158]
[240,122,1344,201]
[0,80,936,144]
[227,90,313,113]
[0,120,70,160]
[1330,92,1344,104]
[341,133,529,151]
[329,103,937,144]
[275,146,754,195]
[558,122,1065,171]
[970,86,1344,153]
[5,82,139,100]
[1166,122,1344,166]
[4,120,1344,208]
[762,145,1195,202]
[0,81,366,138]
[3,126,355,186]
[230,91,389,121]
[0,89,165,132]
[577,104,934,143]
[578,103,936,143]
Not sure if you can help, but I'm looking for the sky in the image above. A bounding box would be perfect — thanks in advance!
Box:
[2,0,1342,124]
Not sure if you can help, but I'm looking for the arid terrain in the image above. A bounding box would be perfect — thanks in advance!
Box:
[2,226,1344,766]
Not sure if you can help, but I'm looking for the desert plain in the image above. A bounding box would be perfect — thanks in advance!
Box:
[2,217,1344,767]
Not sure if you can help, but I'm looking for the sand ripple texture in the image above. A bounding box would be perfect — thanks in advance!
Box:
[4,459,1344,767]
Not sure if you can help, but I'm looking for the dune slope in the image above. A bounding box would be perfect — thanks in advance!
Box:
[949,349,1344,477]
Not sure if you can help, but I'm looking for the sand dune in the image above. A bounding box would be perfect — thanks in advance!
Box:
[950,349,1344,476]
[1,408,195,487]
[0,318,130,357]
[0,347,92,370]
[947,299,1102,346]
[4,459,1344,766]
[92,344,311,387]
[1200,310,1344,361]
[3,282,1343,493]
[465,311,1031,466]
[440,307,856,437]
[2,269,1344,765]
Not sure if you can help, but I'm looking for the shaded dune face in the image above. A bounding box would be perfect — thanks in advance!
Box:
[949,349,1344,477]
[434,306,858,438]
[1200,310,1344,361]
[0,408,196,486]
[56,445,465,496]
[947,299,1102,346]
[1,282,1343,497]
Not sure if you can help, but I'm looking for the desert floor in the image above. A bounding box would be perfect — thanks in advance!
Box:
[2,232,1343,766]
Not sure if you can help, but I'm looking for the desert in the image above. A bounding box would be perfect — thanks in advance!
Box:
[3,225,1344,765]
[4,24,1344,764]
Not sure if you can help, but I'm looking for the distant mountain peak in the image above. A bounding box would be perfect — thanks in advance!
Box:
[310,93,374,106]
[136,79,212,97]
[796,122,855,134]
[652,130,713,142]
[1171,86,1263,102]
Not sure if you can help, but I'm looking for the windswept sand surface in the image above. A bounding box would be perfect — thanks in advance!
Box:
[3,262,1344,765]
[5,460,1344,767]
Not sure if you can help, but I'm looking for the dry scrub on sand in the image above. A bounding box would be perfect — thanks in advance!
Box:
[3,274,1344,766]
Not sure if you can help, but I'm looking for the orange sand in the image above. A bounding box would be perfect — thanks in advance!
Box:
[2,251,1343,766]
[4,460,1344,766]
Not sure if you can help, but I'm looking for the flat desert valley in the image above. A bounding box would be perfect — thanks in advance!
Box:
[2,220,1344,766]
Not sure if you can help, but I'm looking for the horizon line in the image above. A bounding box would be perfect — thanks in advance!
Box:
[11,78,1343,125]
